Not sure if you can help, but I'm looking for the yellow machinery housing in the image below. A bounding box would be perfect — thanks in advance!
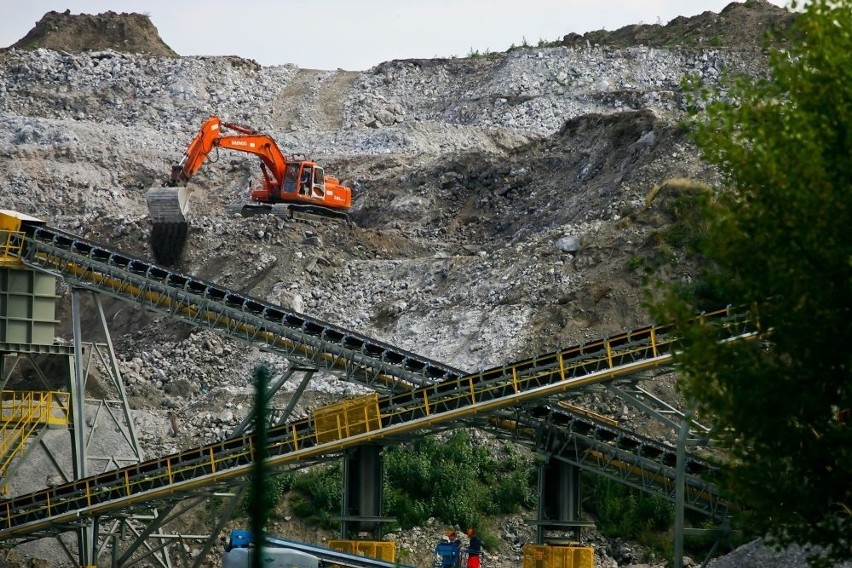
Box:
[522,544,595,568]
[327,540,396,563]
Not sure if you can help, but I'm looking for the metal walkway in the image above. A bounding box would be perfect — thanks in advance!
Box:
[0,218,756,541]
[0,391,69,489]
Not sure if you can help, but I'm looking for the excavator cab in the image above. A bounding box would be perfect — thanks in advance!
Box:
[282,162,316,198]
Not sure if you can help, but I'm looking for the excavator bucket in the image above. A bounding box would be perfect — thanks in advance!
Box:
[146,186,192,265]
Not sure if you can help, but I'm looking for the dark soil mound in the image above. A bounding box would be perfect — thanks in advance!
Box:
[8,10,178,56]
[562,0,795,49]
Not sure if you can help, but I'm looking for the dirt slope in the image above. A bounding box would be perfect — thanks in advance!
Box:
[561,0,794,48]
[7,10,178,56]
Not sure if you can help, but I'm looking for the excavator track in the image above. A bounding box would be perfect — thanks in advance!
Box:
[227,202,353,226]
[286,203,352,225]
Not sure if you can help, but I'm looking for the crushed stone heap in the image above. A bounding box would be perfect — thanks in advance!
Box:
[8,9,178,57]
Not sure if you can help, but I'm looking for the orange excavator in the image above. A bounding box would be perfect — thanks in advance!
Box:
[146,116,352,265]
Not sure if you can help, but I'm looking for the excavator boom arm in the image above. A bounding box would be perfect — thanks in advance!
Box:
[212,135,288,187]
[169,117,288,188]
[169,116,223,186]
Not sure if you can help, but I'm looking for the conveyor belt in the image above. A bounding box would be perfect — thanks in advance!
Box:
[9,221,731,499]
[16,223,462,391]
[480,409,729,518]
[0,301,754,539]
[0,219,757,540]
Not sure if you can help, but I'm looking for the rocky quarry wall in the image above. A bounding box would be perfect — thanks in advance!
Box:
[1,4,838,567]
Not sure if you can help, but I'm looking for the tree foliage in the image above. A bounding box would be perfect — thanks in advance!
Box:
[383,431,535,531]
[584,474,673,537]
[288,431,535,534]
[249,364,271,568]
[291,463,343,528]
[652,1,852,564]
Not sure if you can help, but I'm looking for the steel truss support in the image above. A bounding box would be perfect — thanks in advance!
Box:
[95,485,249,568]
[339,445,392,540]
[189,486,248,568]
[70,287,95,567]
[104,506,178,568]
[673,411,735,568]
[90,293,143,462]
[112,360,306,568]
[532,453,594,544]
[0,354,20,390]
[234,366,317,434]
[108,497,221,568]
[607,380,709,438]
[68,288,169,567]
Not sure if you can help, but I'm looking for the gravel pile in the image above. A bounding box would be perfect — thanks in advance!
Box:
[0,44,759,151]
[707,540,852,568]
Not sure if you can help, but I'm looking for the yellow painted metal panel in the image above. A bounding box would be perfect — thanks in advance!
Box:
[313,393,381,444]
[522,545,594,568]
[522,544,550,568]
[0,212,24,232]
[327,540,395,562]
[0,233,24,267]
[328,539,355,554]
[552,546,594,568]
[0,210,42,266]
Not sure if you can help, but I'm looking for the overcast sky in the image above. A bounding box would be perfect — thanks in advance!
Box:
[3,1,790,71]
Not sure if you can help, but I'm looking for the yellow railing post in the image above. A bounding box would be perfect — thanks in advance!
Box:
[650,327,659,358]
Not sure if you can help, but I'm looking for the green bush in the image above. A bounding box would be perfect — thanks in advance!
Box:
[583,473,673,538]
[239,472,294,517]
[627,255,643,272]
[383,432,535,529]
[290,463,343,528]
[285,432,533,531]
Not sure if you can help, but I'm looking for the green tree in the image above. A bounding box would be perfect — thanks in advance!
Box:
[250,364,271,568]
[652,1,852,564]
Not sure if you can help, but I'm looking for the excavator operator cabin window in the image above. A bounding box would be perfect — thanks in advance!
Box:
[283,163,298,193]
[312,167,325,198]
[299,166,312,195]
